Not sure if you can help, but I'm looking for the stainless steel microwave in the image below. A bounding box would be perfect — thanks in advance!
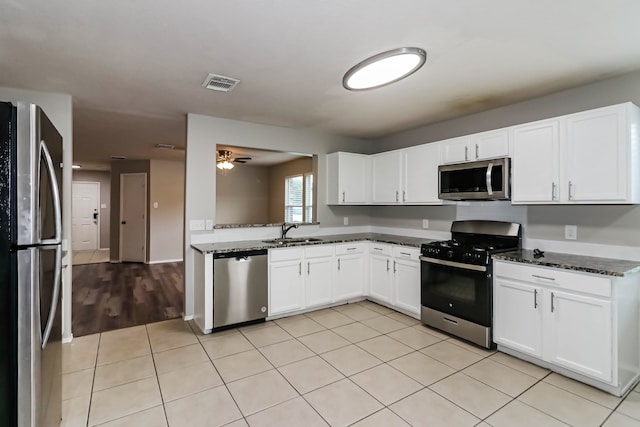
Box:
[438,157,510,200]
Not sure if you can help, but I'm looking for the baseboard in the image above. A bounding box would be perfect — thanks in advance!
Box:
[147,258,184,264]
[62,333,73,344]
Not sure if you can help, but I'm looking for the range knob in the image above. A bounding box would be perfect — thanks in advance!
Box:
[447,250,454,258]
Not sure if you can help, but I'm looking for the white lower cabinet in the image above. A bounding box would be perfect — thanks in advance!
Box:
[392,247,421,316]
[334,243,367,302]
[493,260,638,395]
[304,245,334,308]
[367,243,420,317]
[269,248,305,316]
[368,244,393,304]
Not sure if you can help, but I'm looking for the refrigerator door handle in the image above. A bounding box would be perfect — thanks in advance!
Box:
[41,245,61,349]
[39,140,62,245]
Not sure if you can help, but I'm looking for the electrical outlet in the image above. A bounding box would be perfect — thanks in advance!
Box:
[565,225,577,240]
[422,219,429,229]
[190,219,205,231]
[343,217,349,226]
[205,219,214,230]
[153,202,159,209]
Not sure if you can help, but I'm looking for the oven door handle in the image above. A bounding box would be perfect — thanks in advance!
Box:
[419,256,487,272]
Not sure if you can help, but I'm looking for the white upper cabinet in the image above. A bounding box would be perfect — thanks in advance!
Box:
[370,143,442,205]
[565,105,633,202]
[441,129,509,164]
[327,152,370,204]
[512,119,561,203]
[371,150,403,203]
[403,143,442,204]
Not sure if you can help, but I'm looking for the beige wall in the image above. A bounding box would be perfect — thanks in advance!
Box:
[216,165,270,224]
[149,160,185,263]
[0,86,74,340]
[268,157,313,223]
[73,170,111,249]
[110,160,151,261]
[374,70,640,247]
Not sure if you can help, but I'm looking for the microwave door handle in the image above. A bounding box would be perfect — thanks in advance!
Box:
[486,162,494,196]
[40,140,62,244]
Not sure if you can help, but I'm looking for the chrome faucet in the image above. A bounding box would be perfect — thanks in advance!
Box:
[281,222,299,239]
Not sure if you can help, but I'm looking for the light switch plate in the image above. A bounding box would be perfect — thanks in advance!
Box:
[565,225,577,240]
[343,217,349,226]
[101,203,107,209]
[422,219,429,229]
[153,202,159,209]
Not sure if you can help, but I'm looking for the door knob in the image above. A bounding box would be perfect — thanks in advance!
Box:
[93,212,99,220]
[121,220,126,225]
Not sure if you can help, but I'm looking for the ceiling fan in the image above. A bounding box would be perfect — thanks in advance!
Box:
[216,150,252,170]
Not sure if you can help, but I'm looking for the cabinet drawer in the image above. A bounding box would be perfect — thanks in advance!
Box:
[393,246,419,261]
[335,242,366,255]
[269,247,304,262]
[305,244,334,259]
[494,261,611,297]
[369,243,392,256]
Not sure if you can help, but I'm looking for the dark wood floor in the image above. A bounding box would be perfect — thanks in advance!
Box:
[72,261,184,337]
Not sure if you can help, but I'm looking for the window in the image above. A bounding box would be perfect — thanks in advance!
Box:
[285,173,313,223]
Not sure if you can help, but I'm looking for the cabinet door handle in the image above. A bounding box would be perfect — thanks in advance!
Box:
[299,262,302,276]
[550,291,555,312]
[386,259,390,271]
[464,146,469,161]
[395,191,399,202]
[393,260,397,273]
[551,182,557,201]
[568,181,573,200]
[475,143,479,159]
[373,247,383,251]
[402,191,406,203]
[307,262,310,275]
[400,252,411,256]
[347,247,357,251]
[534,289,538,309]
[337,258,341,271]
[532,274,555,281]
[342,191,345,203]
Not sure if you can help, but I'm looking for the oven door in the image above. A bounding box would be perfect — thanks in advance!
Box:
[420,257,491,326]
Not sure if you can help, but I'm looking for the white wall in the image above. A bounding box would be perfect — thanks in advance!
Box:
[0,86,74,341]
[184,114,372,317]
[373,70,640,249]
[149,159,185,263]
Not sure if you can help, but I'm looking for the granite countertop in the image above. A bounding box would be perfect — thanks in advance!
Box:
[192,233,434,255]
[214,222,321,229]
[492,249,640,277]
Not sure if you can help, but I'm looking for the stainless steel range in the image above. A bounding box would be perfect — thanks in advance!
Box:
[420,220,521,348]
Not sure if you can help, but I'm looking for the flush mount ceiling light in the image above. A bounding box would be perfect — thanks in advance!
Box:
[343,47,427,91]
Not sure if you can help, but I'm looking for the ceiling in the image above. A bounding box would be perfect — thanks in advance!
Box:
[2,0,640,170]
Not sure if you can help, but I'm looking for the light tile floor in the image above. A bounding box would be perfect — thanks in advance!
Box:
[61,300,640,427]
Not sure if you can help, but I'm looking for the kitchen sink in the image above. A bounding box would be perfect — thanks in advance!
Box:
[263,237,323,244]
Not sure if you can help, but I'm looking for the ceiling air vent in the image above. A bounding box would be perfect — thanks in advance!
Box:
[202,73,240,92]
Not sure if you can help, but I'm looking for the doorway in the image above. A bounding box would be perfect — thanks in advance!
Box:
[119,173,147,263]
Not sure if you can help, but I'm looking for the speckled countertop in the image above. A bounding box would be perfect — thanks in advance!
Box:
[214,222,320,229]
[192,233,434,255]
[492,249,640,277]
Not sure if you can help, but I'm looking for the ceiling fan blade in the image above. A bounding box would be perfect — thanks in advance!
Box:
[234,160,248,163]
[234,157,252,161]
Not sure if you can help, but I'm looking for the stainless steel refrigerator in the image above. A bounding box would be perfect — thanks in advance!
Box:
[0,102,63,427]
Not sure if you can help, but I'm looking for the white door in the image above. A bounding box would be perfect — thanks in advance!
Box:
[371,151,402,203]
[269,260,305,315]
[545,289,612,382]
[403,143,441,204]
[305,256,333,308]
[338,153,367,203]
[394,257,421,316]
[493,278,543,358]
[120,173,147,262]
[71,181,99,251]
[565,105,627,202]
[369,254,393,303]
[511,119,561,203]
[334,254,365,301]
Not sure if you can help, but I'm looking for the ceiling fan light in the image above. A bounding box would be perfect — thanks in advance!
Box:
[217,160,234,170]
[343,47,426,91]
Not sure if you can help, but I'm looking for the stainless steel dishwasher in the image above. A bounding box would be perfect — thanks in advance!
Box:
[213,249,268,329]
